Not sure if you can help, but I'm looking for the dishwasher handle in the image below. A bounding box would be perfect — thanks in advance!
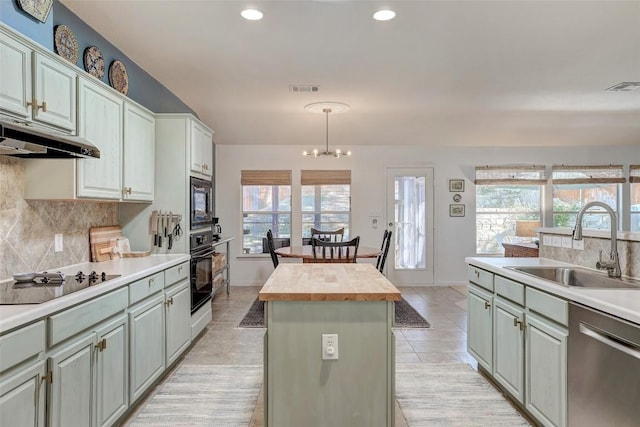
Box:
[579,322,640,361]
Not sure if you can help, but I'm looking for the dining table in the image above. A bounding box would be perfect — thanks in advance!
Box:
[274,245,381,263]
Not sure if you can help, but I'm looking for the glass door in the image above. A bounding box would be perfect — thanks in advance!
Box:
[386,168,434,285]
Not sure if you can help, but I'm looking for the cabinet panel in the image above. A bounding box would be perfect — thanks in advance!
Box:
[0,34,31,118]
[526,314,567,427]
[165,282,191,366]
[48,334,94,427]
[96,315,128,427]
[189,119,204,174]
[123,102,155,201]
[76,78,124,199]
[467,284,493,371]
[33,53,76,131]
[0,360,46,427]
[201,127,213,177]
[0,320,45,373]
[467,265,493,291]
[493,298,525,403]
[129,295,165,403]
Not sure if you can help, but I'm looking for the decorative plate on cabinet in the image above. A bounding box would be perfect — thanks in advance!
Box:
[83,46,105,79]
[54,25,79,64]
[108,60,129,95]
[17,0,53,23]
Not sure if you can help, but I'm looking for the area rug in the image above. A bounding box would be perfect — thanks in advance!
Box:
[127,365,262,426]
[396,363,531,426]
[238,297,430,328]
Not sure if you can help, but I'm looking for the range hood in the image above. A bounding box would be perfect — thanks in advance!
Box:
[0,120,100,159]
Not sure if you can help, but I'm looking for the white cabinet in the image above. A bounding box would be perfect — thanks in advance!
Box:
[76,77,124,199]
[165,281,191,366]
[467,284,493,372]
[189,118,214,177]
[0,29,76,131]
[129,294,165,403]
[123,102,155,201]
[493,297,525,403]
[95,315,128,427]
[0,360,46,427]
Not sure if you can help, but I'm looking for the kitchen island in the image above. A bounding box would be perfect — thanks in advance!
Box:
[259,263,400,427]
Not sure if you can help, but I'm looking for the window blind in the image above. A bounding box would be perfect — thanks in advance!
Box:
[551,165,626,184]
[474,165,547,185]
[301,170,351,185]
[241,170,291,186]
[630,165,640,184]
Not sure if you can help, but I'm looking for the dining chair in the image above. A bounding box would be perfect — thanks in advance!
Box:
[311,236,360,263]
[376,230,393,273]
[266,229,279,268]
[310,227,345,242]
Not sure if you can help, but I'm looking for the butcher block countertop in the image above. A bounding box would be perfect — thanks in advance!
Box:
[259,263,401,302]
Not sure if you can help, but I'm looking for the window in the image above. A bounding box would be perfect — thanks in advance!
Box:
[631,165,640,232]
[551,165,624,230]
[301,170,351,239]
[241,170,291,254]
[475,166,546,255]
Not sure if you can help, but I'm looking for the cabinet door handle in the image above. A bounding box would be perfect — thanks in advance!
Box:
[27,99,47,112]
[123,187,132,195]
[513,318,525,331]
[148,278,154,287]
[484,301,491,310]
[165,297,174,307]
[96,338,107,352]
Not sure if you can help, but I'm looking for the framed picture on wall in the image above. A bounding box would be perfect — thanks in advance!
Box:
[449,204,465,217]
[449,179,465,192]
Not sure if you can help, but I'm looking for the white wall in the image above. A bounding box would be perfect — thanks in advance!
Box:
[216,144,639,286]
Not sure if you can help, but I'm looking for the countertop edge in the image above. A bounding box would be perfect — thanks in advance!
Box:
[259,292,402,302]
[466,256,640,325]
[0,254,190,334]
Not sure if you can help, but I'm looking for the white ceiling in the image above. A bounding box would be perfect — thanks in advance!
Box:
[60,0,640,148]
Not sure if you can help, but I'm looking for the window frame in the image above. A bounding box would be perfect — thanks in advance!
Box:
[300,170,351,240]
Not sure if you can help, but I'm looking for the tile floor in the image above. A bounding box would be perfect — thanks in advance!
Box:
[124,285,477,426]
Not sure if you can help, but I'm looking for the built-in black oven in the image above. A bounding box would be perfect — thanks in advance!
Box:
[190,176,213,230]
[190,230,214,314]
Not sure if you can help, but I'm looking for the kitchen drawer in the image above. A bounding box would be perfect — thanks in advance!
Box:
[129,272,165,305]
[526,287,568,326]
[48,288,128,346]
[0,321,45,372]
[495,275,525,306]
[467,265,494,291]
[165,262,189,287]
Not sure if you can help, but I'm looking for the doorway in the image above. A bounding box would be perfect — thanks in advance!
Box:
[386,168,435,285]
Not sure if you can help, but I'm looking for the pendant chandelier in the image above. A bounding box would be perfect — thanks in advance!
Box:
[303,102,351,158]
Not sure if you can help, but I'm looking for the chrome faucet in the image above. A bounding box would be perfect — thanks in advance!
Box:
[572,201,621,278]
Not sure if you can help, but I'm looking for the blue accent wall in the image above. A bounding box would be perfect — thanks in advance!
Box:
[1,1,196,115]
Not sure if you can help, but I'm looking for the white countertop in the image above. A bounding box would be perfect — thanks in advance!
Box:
[466,257,640,325]
[0,254,190,334]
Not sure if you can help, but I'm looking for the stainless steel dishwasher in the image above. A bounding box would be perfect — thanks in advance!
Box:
[568,303,640,426]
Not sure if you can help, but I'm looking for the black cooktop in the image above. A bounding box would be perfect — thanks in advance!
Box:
[0,271,121,305]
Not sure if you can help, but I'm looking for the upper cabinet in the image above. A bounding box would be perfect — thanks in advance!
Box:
[0,29,76,132]
[189,119,214,178]
[123,102,155,201]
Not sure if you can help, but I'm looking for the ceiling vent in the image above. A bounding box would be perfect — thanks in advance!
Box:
[290,85,319,93]
[606,82,640,92]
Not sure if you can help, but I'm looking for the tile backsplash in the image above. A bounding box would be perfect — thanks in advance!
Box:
[0,157,118,281]
[540,233,640,279]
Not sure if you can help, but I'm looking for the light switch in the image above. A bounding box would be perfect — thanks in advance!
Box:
[54,234,63,252]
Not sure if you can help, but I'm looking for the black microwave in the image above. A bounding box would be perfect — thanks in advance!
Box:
[190,176,213,229]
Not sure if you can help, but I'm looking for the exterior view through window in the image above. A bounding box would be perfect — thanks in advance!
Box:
[301,184,350,239]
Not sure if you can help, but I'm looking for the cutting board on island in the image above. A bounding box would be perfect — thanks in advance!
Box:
[89,226,122,262]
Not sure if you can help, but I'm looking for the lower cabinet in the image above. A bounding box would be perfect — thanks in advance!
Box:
[129,293,166,404]
[165,281,191,366]
[47,314,128,427]
[493,297,525,403]
[0,360,46,427]
[526,313,568,427]
[467,284,493,371]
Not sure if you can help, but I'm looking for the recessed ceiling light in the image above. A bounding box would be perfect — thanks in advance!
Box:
[373,10,396,21]
[241,9,263,21]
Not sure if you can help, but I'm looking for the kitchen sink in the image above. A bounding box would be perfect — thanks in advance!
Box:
[506,266,640,289]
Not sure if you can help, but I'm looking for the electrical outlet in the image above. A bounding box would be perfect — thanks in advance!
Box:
[322,333,339,360]
[54,234,63,252]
